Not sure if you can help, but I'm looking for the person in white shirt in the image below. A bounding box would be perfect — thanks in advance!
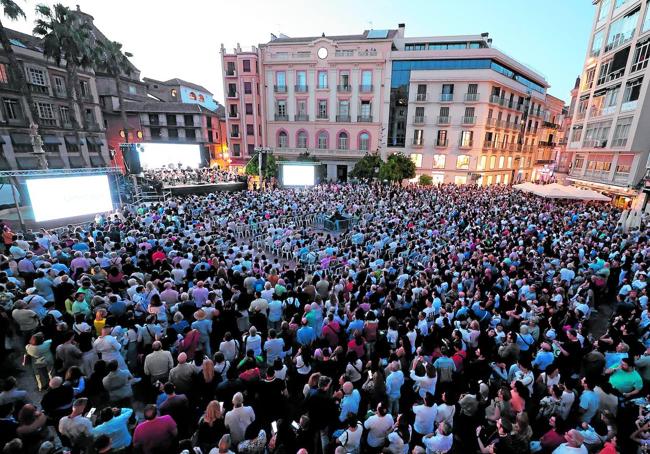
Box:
[364,402,394,449]
[413,393,437,443]
[336,415,363,454]
[552,429,588,454]
[224,392,255,445]
[423,421,453,454]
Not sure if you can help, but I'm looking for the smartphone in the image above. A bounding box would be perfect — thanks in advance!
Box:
[368,370,373,379]
[87,407,96,418]
[218,401,224,409]
[271,421,278,434]
[291,420,300,430]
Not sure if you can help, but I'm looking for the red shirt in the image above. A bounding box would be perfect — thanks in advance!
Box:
[133,415,177,454]
[152,250,166,263]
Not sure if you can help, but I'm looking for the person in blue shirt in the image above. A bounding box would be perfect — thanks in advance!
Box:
[532,343,555,372]
[263,329,285,366]
[385,362,405,415]
[346,310,365,340]
[296,319,316,347]
[338,381,361,422]
[579,376,600,423]
[92,407,134,450]
[191,310,212,356]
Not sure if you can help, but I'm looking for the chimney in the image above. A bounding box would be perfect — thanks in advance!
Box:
[397,23,405,38]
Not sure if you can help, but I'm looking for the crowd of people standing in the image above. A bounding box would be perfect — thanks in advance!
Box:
[0,182,647,454]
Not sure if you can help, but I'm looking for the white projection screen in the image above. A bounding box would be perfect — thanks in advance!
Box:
[138,143,202,169]
[26,175,113,222]
[282,164,315,186]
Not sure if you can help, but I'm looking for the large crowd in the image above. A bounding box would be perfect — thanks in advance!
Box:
[0,182,648,454]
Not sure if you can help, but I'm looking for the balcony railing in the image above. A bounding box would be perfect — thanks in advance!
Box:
[86,122,101,131]
[412,139,424,147]
[583,139,607,148]
[486,118,498,128]
[415,93,428,102]
[226,91,238,98]
[39,117,57,126]
[489,95,505,105]
[538,141,557,148]
[464,93,479,102]
[294,114,309,121]
[462,116,476,125]
[611,137,628,147]
[359,84,373,93]
[316,113,328,119]
[274,85,288,93]
[274,147,367,158]
[337,85,352,92]
[435,139,448,147]
[316,84,328,89]
[274,114,289,121]
[440,93,453,102]
[294,85,308,92]
[614,172,630,184]
[336,115,351,122]
[28,83,49,95]
[225,69,237,77]
[414,116,425,124]
[357,115,373,122]
[543,121,560,129]
[53,89,67,99]
[437,116,451,125]
[231,131,240,138]
[483,140,495,149]
[228,112,239,119]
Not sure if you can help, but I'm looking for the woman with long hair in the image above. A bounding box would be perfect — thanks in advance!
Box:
[195,400,226,453]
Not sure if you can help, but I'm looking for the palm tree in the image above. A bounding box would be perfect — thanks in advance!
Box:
[0,0,39,126]
[95,40,133,143]
[33,3,93,132]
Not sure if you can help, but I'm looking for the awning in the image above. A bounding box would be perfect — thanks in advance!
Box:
[617,154,634,166]
[64,135,78,145]
[42,135,61,144]
[11,133,31,145]
[514,182,611,201]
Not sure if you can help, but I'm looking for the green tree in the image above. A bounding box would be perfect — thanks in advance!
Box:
[245,152,277,179]
[419,174,433,186]
[0,0,40,126]
[379,152,416,184]
[34,4,94,132]
[351,153,382,180]
[94,40,133,142]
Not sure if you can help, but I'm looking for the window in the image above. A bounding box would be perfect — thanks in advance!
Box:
[415,106,424,119]
[477,155,487,170]
[228,83,237,96]
[318,71,328,89]
[247,144,255,155]
[0,64,8,84]
[410,153,423,168]
[632,40,650,72]
[230,125,239,136]
[198,94,205,102]
[442,84,454,94]
[276,100,287,117]
[245,103,253,115]
[463,107,475,122]
[232,144,240,156]
[417,84,427,95]
[80,80,90,97]
[276,71,286,87]
[606,7,640,52]
[318,100,328,118]
[604,85,619,107]
[246,124,254,136]
[467,83,478,94]
[317,131,328,149]
[591,30,604,57]
[168,128,178,139]
[623,77,642,103]
[296,71,307,88]
[28,67,46,86]
[338,100,350,116]
[498,156,505,169]
[188,91,197,100]
[644,0,650,32]
[297,100,307,116]
[360,101,371,118]
[460,130,473,147]
[432,154,446,169]
[226,61,235,74]
[243,60,251,72]
[36,102,54,119]
[128,85,136,95]
[339,72,349,87]
[437,130,447,146]
[489,155,496,169]
[361,70,372,87]
[53,76,65,96]
[582,67,596,91]
[184,114,194,126]
[297,131,308,148]
[59,106,70,125]
[439,106,449,117]
[612,116,632,146]
[597,58,612,85]
[3,99,20,120]
[338,131,349,150]
[615,0,630,9]
[413,129,423,145]
[244,82,252,94]
[599,0,611,21]
[171,88,177,97]
[278,131,288,148]
[359,132,370,151]
[456,155,470,169]
[571,126,583,142]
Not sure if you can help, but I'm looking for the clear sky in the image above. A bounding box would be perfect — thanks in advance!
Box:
[7,0,594,104]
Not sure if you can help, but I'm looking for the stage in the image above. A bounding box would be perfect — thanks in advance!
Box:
[162,181,246,195]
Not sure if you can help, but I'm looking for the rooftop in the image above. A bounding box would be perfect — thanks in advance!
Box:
[123,101,219,115]
[265,29,398,45]
[144,77,213,95]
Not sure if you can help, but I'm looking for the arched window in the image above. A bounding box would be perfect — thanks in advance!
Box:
[188,91,197,100]
[317,131,328,149]
[297,130,308,148]
[359,132,370,151]
[337,131,349,150]
[198,94,205,102]
[278,130,288,148]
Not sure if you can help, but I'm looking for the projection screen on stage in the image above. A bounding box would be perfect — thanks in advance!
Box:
[138,143,202,169]
[281,164,316,186]
[26,175,113,222]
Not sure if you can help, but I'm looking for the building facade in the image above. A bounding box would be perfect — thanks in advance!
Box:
[222,25,563,184]
[0,29,109,170]
[567,0,650,207]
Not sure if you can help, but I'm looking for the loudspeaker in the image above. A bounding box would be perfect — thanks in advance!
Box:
[121,143,142,174]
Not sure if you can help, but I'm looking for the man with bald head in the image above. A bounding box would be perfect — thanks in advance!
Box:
[337,381,360,423]
[143,341,173,384]
[169,352,194,395]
